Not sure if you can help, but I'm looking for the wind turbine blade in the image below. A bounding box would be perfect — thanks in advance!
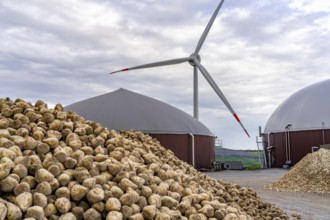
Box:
[194,0,225,56]
[110,57,191,74]
[193,58,250,137]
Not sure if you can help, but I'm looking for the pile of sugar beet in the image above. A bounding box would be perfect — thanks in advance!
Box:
[0,98,289,220]
[265,148,330,193]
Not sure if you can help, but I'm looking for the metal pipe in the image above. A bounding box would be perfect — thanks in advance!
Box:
[285,124,292,164]
[285,129,288,163]
[189,133,195,168]
[259,126,262,137]
[311,146,319,152]
[266,132,273,168]
[322,121,325,144]
[267,132,272,149]
[267,145,274,168]
[193,66,199,119]
[255,136,262,168]
[288,130,291,162]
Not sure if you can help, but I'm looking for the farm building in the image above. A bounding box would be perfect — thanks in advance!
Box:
[65,88,215,169]
[262,79,330,167]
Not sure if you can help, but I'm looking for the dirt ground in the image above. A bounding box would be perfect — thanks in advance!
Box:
[207,169,330,220]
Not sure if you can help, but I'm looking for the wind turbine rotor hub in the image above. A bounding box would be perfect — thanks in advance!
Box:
[188,54,201,66]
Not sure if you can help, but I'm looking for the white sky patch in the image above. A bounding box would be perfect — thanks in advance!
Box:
[289,0,330,14]
[314,15,330,34]
[2,0,122,29]
[226,8,251,20]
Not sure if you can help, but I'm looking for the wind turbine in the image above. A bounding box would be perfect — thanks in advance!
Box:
[110,0,250,137]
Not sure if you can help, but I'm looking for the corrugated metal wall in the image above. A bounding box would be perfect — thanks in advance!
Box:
[262,129,329,167]
[149,134,215,169]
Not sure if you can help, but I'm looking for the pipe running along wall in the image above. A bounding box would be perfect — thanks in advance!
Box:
[189,133,195,168]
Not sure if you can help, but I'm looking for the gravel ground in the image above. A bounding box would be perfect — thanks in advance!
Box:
[207,169,330,220]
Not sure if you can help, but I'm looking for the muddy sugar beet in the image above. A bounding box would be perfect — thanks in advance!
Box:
[0,98,289,219]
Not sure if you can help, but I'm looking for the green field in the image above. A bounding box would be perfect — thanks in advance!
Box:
[215,156,261,169]
[248,151,263,155]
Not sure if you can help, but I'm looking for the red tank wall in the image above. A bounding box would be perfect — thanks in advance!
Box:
[149,134,215,169]
[262,129,329,167]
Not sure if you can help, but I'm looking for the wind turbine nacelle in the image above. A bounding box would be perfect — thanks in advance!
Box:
[189,54,201,66]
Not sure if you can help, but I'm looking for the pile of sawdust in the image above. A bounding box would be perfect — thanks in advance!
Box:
[265,148,330,193]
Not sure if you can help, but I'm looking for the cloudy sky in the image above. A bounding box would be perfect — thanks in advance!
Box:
[1,0,330,150]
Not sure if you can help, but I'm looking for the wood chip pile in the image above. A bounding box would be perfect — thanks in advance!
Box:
[0,98,289,220]
[265,148,330,193]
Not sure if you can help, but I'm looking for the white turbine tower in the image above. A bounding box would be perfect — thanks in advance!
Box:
[110,0,250,137]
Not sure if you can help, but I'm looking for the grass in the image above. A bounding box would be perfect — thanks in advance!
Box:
[215,156,261,169]
[248,151,263,155]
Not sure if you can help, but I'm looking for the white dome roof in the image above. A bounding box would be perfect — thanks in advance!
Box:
[65,88,213,136]
[264,79,330,133]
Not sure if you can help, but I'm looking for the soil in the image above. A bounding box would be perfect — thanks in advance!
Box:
[207,169,330,220]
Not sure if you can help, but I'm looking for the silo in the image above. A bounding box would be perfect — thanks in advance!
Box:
[263,79,330,167]
[65,88,215,169]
